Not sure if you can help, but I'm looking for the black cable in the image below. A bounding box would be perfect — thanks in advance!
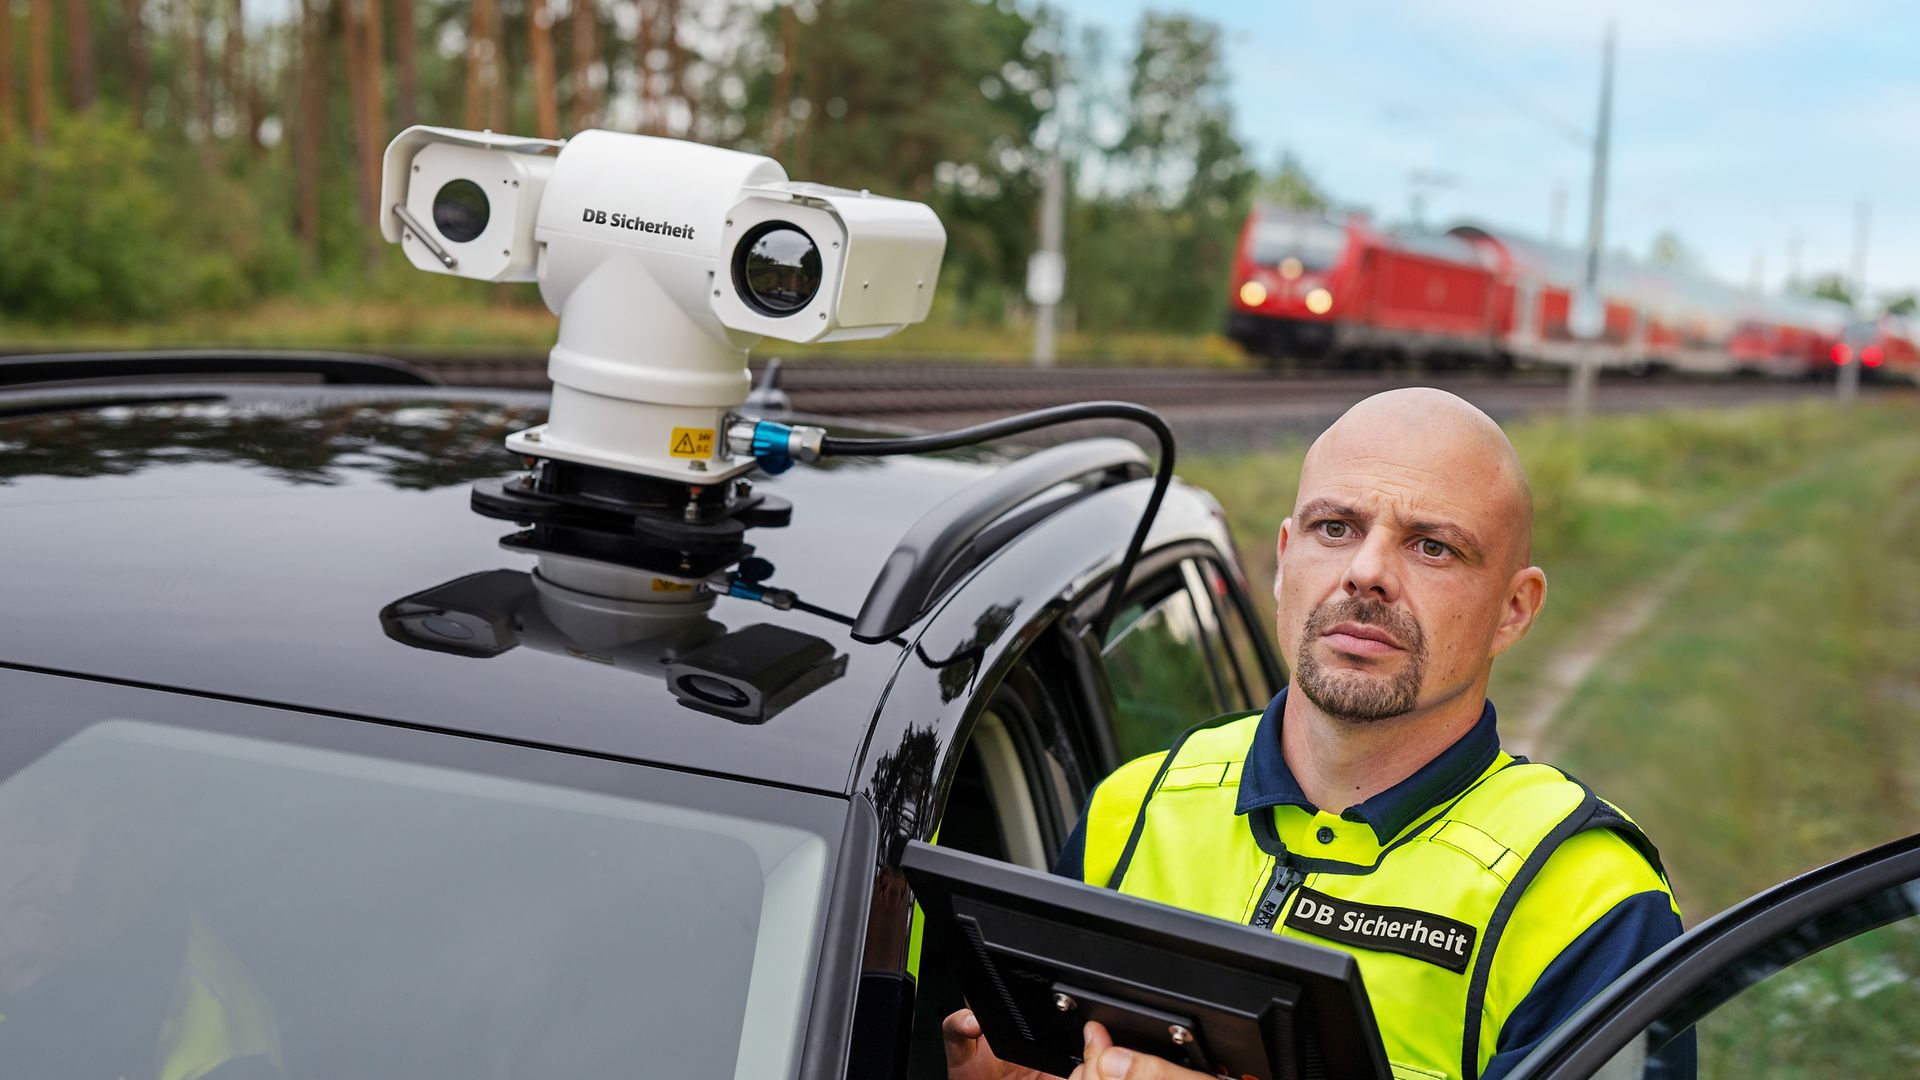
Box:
[818,400,1175,643]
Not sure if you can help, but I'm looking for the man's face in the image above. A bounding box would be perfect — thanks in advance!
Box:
[1274,414,1537,724]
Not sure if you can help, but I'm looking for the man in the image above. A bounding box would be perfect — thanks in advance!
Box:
[947,388,1685,1080]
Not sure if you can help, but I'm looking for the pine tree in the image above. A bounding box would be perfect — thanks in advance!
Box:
[567,0,595,130]
[27,0,51,140]
[528,0,557,137]
[0,0,17,139]
[65,0,93,109]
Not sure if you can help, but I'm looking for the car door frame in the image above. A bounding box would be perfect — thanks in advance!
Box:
[1507,830,1920,1079]
[1062,540,1285,775]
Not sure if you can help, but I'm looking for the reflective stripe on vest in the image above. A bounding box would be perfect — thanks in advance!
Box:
[157,917,284,1080]
[1080,712,1671,1080]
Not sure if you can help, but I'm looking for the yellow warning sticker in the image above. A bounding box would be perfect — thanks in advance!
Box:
[651,578,695,593]
[669,428,715,459]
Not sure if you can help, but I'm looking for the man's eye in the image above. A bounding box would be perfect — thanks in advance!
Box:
[1321,521,1349,539]
[1419,539,1450,558]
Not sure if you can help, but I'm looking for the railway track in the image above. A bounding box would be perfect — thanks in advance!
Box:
[415,354,1908,452]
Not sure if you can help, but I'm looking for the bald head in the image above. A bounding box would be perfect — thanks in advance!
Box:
[1302,388,1534,569]
[1275,388,1548,729]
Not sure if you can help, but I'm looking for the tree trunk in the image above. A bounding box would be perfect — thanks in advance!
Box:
[27,0,51,140]
[792,0,829,175]
[124,0,148,125]
[567,0,595,130]
[633,0,653,134]
[358,0,385,152]
[0,0,16,140]
[223,0,255,145]
[763,2,796,156]
[528,0,557,137]
[188,0,213,159]
[340,0,385,238]
[294,0,326,257]
[662,0,688,135]
[64,0,94,109]
[464,0,499,130]
[392,0,416,128]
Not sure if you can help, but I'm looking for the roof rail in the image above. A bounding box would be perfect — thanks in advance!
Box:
[0,350,440,388]
[851,437,1150,643]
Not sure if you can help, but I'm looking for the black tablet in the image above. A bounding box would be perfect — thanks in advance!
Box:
[902,841,1391,1080]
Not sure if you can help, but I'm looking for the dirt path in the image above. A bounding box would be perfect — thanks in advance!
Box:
[1502,477,1784,759]
[1506,437,1920,759]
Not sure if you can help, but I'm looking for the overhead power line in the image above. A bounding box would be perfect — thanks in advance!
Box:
[1405,28,1593,149]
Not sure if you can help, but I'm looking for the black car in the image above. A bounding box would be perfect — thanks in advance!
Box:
[0,353,1914,1080]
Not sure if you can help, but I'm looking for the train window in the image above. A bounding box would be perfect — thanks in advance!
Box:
[1249,216,1346,270]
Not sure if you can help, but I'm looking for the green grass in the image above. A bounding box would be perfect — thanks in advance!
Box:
[1543,426,1920,917]
[1182,401,1920,920]
[0,295,1245,366]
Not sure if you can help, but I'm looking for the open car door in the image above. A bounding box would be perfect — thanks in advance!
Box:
[1508,831,1920,1078]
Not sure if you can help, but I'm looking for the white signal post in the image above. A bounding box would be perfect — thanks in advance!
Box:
[1030,48,1068,369]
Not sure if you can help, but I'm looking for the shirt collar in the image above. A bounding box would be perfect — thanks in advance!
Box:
[1234,687,1503,844]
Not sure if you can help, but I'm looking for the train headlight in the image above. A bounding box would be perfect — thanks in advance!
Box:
[1239,281,1269,307]
[1280,257,1304,280]
[1305,287,1333,315]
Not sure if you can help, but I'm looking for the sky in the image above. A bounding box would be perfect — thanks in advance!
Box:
[1051,0,1920,300]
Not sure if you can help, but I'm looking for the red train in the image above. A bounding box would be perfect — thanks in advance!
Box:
[1225,208,1918,381]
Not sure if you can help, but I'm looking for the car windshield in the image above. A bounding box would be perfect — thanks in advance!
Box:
[1248,216,1348,270]
[0,685,843,1079]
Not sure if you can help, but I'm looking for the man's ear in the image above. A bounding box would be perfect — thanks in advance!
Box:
[1489,565,1547,658]
[1273,518,1292,603]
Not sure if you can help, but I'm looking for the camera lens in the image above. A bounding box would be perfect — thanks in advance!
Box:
[733,222,823,316]
[421,616,476,640]
[432,179,491,243]
[675,674,753,709]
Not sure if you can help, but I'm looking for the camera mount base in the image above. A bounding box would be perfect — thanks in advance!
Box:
[472,455,790,581]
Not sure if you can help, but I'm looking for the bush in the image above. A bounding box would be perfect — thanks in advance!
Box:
[0,116,300,323]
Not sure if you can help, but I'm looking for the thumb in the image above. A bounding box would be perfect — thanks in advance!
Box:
[1092,1042,1212,1080]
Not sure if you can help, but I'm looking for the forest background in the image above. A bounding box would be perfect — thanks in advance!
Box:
[0,0,1337,357]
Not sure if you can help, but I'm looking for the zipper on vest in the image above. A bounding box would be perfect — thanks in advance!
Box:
[1249,855,1304,930]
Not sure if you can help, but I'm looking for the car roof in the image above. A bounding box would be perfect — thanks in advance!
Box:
[0,384,1058,795]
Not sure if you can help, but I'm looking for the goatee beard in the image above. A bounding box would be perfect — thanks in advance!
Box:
[1294,597,1426,722]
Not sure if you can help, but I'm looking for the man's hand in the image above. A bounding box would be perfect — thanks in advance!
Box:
[944,1010,1214,1080]
[943,1009,1056,1080]
[1068,1020,1214,1080]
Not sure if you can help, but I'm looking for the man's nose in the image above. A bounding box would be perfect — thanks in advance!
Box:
[1342,532,1399,601]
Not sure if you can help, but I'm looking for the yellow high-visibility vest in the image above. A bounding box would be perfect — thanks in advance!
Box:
[1079,712,1675,1080]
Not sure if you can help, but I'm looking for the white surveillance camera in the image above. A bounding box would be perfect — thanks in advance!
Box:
[379,125,947,486]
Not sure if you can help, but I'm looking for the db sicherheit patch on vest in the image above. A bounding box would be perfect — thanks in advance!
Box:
[1283,887,1478,973]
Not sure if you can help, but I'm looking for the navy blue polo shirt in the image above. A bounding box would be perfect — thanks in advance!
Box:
[1057,690,1691,1079]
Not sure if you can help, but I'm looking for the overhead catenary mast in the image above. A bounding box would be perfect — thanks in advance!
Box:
[1838,196,1871,406]
[1567,23,1614,424]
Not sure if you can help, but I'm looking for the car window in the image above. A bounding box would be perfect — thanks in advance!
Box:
[0,671,846,1080]
[1179,559,1244,708]
[1194,558,1282,709]
[1586,876,1920,1079]
[1102,571,1225,761]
